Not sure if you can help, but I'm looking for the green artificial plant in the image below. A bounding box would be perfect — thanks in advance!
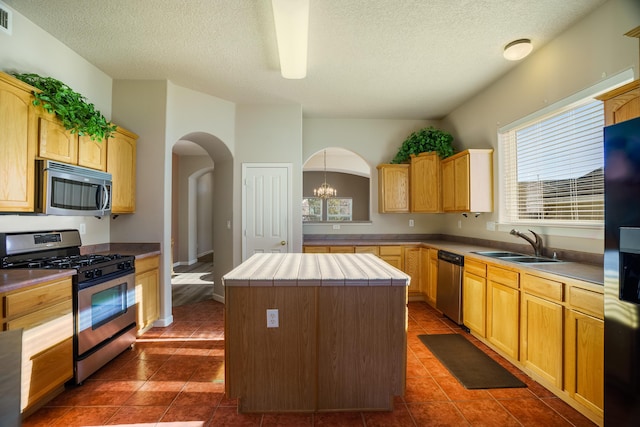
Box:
[391,126,455,163]
[12,72,116,141]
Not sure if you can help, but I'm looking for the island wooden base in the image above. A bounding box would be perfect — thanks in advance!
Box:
[225,286,407,413]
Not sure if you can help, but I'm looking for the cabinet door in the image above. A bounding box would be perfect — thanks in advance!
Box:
[78,134,107,171]
[441,159,455,211]
[38,112,79,164]
[427,249,438,307]
[107,127,137,213]
[0,73,37,212]
[453,154,470,211]
[565,310,604,417]
[136,268,159,333]
[377,164,409,213]
[410,152,440,212]
[463,271,486,337]
[520,292,563,387]
[403,247,421,295]
[487,280,519,359]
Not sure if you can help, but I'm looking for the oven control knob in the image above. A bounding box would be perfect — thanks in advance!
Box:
[118,261,132,270]
[84,270,94,279]
[94,269,102,278]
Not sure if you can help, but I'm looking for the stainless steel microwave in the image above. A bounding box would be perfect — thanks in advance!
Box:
[35,159,112,217]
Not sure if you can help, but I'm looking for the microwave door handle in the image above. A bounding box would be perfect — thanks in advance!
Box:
[101,184,110,211]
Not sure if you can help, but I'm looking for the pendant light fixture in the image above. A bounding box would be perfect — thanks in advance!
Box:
[313,150,337,199]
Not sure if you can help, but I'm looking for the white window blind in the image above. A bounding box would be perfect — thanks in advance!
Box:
[499,99,604,226]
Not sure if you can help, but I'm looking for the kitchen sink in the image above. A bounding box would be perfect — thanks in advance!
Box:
[471,251,564,264]
[501,256,563,264]
[472,251,526,258]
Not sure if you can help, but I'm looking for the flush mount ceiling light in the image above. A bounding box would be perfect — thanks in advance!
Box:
[313,150,337,198]
[503,39,533,61]
[271,0,309,79]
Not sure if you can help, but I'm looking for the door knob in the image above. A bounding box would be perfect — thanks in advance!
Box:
[280,241,286,246]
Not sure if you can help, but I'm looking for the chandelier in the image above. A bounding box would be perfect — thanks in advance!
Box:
[313,150,337,199]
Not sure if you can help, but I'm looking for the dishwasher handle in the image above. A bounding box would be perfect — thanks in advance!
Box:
[437,250,464,266]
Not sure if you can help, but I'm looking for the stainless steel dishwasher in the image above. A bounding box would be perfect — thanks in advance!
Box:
[436,250,464,325]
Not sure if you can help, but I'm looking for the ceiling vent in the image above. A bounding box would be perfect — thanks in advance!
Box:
[0,2,12,35]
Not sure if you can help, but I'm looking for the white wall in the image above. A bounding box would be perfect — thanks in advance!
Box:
[302,118,447,235]
[235,105,303,255]
[440,0,640,254]
[0,1,112,243]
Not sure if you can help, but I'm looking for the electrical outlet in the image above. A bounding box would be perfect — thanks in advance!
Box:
[486,221,496,231]
[332,224,340,230]
[457,220,462,229]
[267,309,279,328]
[79,223,86,235]
[409,219,414,227]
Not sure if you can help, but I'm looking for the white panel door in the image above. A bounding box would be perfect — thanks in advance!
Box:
[242,164,291,261]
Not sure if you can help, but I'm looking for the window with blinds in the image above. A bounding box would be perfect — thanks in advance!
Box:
[499,99,604,226]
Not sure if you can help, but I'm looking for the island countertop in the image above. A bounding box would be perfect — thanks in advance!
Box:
[222,252,410,287]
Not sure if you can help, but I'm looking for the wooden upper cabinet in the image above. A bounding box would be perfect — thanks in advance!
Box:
[107,126,138,214]
[410,152,441,213]
[37,111,78,164]
[441,149,493,213]
[377,164,409,213]
[78,135,107,171]
[0,72,38,212]
[596,79,640,126]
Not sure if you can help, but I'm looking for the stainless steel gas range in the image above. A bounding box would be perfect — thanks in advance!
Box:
[0,229,137,384]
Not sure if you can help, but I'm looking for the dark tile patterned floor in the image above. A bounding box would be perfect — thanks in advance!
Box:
[23,300,595,426]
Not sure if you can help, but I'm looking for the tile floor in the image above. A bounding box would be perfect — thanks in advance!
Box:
[23,300,596,427]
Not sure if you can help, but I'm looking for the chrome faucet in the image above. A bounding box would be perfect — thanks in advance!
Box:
[510,229,543,257]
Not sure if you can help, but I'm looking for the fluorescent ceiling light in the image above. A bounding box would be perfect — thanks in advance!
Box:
[503,39,533,61]
[271,0,309,79]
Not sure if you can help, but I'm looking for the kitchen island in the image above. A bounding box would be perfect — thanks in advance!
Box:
[223,253,410,413]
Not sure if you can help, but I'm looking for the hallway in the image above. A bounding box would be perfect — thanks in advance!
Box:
[171,254,214,307]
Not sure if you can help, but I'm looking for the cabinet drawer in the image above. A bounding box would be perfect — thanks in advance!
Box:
[303,246,328,253]
[355,246,379,255]
[329,246,355,253]
[135,255,159,274]
[4,278,71,319]
[569,287,604,319]
[522,274,563,302]
[379,246,403,256]
[6,299,72,331]
[465,259,487,278]
[487,265,519,288]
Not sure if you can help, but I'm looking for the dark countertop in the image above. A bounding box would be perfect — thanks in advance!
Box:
[304,237,604,286]
[0,242,161,294]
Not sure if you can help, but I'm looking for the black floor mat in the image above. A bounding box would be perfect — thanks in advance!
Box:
[418,333,526,389]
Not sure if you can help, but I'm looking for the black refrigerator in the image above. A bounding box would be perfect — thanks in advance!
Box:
[604,115,640,425]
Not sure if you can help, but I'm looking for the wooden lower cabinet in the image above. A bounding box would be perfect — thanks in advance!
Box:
[1,276,74,413]
[486,266,519,359]
[303,246,328,253]
[462,259,487,337]
[135,255,160,334]
[565,308,604,419]
[379,245,403,270]
[403,246,421,296]
[520,292,563,387]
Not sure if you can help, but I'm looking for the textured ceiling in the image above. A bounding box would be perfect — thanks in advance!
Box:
[5,0,605,121]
